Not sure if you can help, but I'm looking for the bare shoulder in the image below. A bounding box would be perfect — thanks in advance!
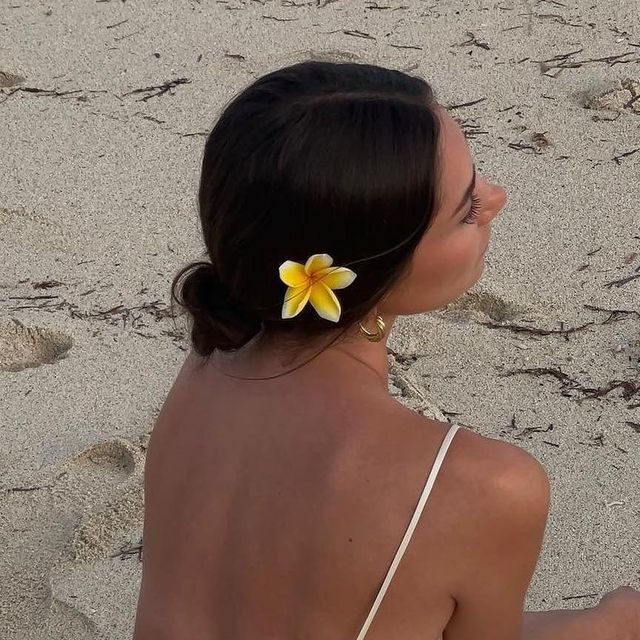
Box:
[368,408,551,632]
[447,423,551,547]
[420,419,551,608]
[382,406,550,524]
[397,409,549,489]
[448,422,551,498]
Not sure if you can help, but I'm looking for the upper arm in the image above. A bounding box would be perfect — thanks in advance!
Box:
[443,440,551,640]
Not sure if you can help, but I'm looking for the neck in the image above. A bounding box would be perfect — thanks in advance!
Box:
[327,314,396,390]
[209,313,397,389]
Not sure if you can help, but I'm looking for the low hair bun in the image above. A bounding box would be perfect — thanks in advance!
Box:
[171,261,262,356]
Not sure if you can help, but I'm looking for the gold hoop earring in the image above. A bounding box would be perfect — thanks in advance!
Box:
[358,315,386,342]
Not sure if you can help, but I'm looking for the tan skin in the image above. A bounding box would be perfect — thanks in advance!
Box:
[135,109,632,639]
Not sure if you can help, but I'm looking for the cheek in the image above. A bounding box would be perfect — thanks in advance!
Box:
[413,233,479,279]
[380,231,485,314]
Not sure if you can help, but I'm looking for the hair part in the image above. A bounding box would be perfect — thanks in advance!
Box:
[171,60,441,360]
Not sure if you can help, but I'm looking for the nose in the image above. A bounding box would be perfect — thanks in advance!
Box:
[486,183,507,221]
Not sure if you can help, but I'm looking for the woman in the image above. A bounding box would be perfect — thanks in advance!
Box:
[133,61,639,639]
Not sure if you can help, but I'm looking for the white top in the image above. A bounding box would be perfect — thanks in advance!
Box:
[354,423,462,640]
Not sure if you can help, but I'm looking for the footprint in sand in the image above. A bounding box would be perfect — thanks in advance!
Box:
[27,599,100,640]
[585,78,640,115]
[0,318,73,372]
[442,288,527,323]
[55,438,145,564]
[66,438,139,481]
[0,70,25,87]
[3,437,144,640]
[14,438,146,639]
[52,439,145,637]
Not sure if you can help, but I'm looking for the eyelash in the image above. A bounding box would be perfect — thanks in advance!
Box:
[462,193,482,224]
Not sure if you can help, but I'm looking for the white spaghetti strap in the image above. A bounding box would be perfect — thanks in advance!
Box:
[354,423,462,640]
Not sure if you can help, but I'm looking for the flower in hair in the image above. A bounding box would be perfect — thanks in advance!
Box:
[279,253,356,322]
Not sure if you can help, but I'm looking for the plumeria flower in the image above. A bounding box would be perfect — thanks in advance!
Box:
[279,253,357,322]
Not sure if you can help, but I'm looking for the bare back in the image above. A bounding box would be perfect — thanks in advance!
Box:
[134,351,522,640]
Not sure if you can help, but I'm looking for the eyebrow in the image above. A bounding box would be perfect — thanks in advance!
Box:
[451,165,477,218]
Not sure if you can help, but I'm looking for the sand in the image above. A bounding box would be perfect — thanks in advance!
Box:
[1,0,639,638]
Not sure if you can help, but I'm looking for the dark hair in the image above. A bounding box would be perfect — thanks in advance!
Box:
[171,60,441,359]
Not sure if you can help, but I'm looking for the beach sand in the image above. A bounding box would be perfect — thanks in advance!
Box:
[1,1,639,637]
